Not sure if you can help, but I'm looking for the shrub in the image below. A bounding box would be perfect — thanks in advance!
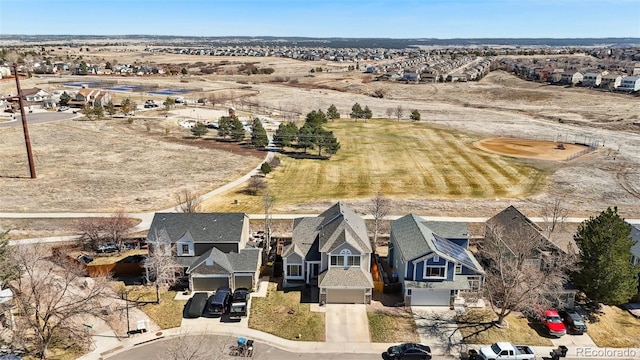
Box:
[260,162,272,175]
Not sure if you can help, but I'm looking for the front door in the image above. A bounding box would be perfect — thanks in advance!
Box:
[310,263,319,279]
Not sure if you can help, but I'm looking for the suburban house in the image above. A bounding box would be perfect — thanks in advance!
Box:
[146,213,261,292]
[388,214,485,306]
[67,88,112,108]
[281,202,374,304]
[601,73,622,90]
[581,71,604,87]
[485,206,577,308]
[618,76,640,92]
[2,88,54,109]
[560,70,583,85]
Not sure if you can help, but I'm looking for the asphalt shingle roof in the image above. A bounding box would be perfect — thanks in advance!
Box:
[391,214,483,274]
[147,213,248,244]
[187,248,261,275]
[283,202,371,261]
[318,267,374,288]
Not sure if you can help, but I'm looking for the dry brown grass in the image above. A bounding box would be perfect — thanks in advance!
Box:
[368,309,420,343]
[456,309,553,346]
[587,306,640,347]
[248,282,325,341]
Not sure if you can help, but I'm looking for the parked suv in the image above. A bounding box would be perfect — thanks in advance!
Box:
[559,309,587,334]
[206,287,231,317]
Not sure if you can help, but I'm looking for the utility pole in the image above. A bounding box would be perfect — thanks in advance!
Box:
[13,63,36,178]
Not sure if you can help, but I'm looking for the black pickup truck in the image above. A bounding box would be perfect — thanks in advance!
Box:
[229,288,250,320]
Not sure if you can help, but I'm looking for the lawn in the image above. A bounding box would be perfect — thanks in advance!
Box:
[456,309,553,346]
[248,282,325,341]
[201,119,544,213]
[117,285,186,329]
[368,309,420,343]
[586,305,640,347]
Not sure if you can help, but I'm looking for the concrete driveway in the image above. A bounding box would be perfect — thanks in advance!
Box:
[411,306,464,356]
[325,304,370,342]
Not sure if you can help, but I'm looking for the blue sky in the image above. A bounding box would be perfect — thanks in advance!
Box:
[1,0,639,38]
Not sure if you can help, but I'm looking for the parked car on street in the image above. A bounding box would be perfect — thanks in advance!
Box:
[57,106,69,112]
[478,342,536,360]
[385,343,432,359]
[540,309,567,337]
[559,309,587,334]
[4,108,16,113]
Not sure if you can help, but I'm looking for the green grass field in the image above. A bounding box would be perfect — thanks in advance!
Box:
[203,119,545,212]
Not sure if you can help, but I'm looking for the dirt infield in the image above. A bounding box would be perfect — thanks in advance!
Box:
[474,137,590,161]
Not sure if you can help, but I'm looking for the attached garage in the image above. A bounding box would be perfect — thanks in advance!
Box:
[325,289,366,304]
[409,288,451,306]
[191,276,229,292]
[234,275,254,290]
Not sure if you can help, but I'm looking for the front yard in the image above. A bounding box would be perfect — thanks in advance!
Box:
[456,309,553,346]
[114,284,186,329]
[248,282,325,341]
[586,305,640,347]
[368,309,420,343]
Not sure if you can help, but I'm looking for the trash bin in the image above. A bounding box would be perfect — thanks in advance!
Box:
[558,345,568,357]
[550,349,561,360]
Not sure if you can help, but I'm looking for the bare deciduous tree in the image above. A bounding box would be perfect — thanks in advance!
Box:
[3,244,111,359]
[385,108,394,119]
[541,198,568,240]
[392,105,404,122]
[175,189,202,213]
[245,176,266,196]
[143,229,181,303]
[162,332,262,360]
[481,223,576,326]
[262,187,275,264]
[207,93,217,108]
[76,212,136,251]
[366,193,390,250]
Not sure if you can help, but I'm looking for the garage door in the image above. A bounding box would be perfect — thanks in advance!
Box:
[325,289,365,304]
[410,289,451,306]
[234,275,253,290]
[192,276,229,292]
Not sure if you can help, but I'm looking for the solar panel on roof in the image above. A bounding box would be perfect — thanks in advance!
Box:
[432,234,479,271]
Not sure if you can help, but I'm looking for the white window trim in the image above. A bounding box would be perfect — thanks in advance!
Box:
[286,263,303,279]
[455,263,463,274]
[176,239,194,256]
[329,251,362,268]
[423,263,447,279]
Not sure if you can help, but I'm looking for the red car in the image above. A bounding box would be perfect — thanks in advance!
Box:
[4,108,16,113]
[541,309,566,337]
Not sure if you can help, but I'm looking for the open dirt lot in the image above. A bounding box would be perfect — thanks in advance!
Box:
[1,49,640,219]
[475,137,588,161]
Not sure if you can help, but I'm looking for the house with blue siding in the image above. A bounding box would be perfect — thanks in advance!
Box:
[388,214,484,306]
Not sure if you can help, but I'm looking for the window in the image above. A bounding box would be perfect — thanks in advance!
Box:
[425,266,445,278]
[455,264,462,274]
[181,244,189,254]
[433,255,440,263]
[468,276,482,291]
[287,264,302,277]
[331,254,361,267]
[331,256,340,266]
[347,256,360,267]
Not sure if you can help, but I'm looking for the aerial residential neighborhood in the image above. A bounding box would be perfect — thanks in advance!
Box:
[1,1,640,359]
